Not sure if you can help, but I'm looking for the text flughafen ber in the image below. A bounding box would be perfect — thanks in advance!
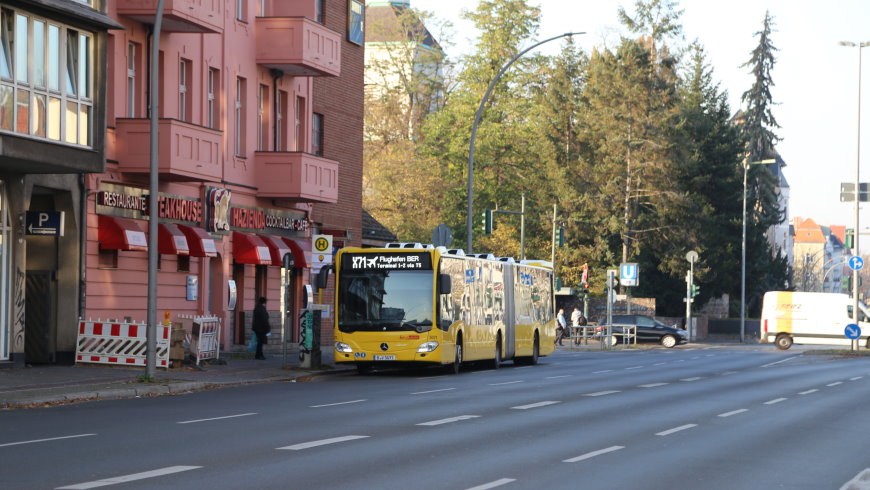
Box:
[345,253,433,271]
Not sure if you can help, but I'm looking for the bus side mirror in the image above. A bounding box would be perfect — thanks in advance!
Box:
[315,265,333,290]
[438,273,451,294]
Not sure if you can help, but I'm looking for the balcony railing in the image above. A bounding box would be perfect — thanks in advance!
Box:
[113,118,222,182]
[255,151,338,203]
[115,0,223,34]
[255,17,340,77]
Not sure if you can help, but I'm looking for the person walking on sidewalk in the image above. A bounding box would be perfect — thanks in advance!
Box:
[555,308,568,346]
[252,297,271,360]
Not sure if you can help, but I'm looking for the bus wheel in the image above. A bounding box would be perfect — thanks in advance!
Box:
[492,336,502,370]
[450,340,462,375]
[775,334,793,350]
[356,364,373,375]
[529,333,539,365]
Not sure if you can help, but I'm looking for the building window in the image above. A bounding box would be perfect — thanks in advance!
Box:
[316,0,325,23]
[177,255,190,273]
[312,112,323,156]
[258,0,265,16]
[207,67,218,129]
[277,90,287,151]
[348,0,364,45]
[0,8,93,146]
[127,42,138,117]
[179,58,191,122]
[235,77,246,156]
[258,84,268,151]
[236,0,247,22]
[294,96,305,152]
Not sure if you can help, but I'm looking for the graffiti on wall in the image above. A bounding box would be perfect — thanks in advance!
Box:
[13,267,24,350]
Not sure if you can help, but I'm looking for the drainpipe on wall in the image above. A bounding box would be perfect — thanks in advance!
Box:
[78,174,86,322]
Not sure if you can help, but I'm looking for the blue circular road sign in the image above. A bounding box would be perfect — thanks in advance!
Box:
[848,256,865,271]
[845,324,861,340]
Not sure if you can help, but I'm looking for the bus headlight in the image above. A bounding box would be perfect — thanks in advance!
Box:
[417,341,439,353]
[335,342,352,353]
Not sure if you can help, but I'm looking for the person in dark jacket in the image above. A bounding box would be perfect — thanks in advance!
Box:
[252,296,271,360]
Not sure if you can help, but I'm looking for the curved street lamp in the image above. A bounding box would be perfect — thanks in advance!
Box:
[465,31,585,253]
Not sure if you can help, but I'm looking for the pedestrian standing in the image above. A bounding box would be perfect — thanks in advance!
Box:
[252,296,271,360]
[570,307,581,343]
[555,308,567,346]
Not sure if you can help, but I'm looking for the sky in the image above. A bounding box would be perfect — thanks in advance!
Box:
[420,0,870,234]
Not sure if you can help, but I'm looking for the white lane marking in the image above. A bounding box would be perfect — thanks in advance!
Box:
[0,433,95,448]
[56,466,201,489]
[625,366,644,370]
[718,409,749,418]
[653,362,667,366]
[799,389,819,395]
[705,354,715,357]
[466,478,516,490]
[417,415,480,426]
[310,399,368,407]
[277,435,369,450]
[545,375,572,379]
[489,380,524,386]
[691,356,701,360]
[839,468,870,490]
[410,388,456,395]
[593,369,614,374]
[656,424,697,436]
[764,398,787,405]
[681,377,703,382]
[563,445,625,463]
[512,401,560,410]
[675,359,686,363]
[721,371,739,376]
[178,413,256,424]
[850,376,864,381]
[639,382,669,388]
[827,382,844,387]
[584,390,620,397]
[762,356,798,368]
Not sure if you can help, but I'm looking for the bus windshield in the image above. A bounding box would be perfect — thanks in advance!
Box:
[338,269,434,333]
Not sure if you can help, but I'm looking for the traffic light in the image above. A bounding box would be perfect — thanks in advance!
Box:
[558,227,565,247]
[483,209,492,234]
[846,228,855,249]
[581,263,589,284]
[691,284,700,298]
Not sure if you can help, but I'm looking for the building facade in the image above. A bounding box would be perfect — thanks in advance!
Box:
[0,0,120,366]
[2,0,364,366]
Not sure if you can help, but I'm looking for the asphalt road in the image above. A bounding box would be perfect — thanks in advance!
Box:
[3,345,870,490]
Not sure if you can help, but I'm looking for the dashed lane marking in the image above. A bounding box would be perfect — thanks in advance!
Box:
[584,390,620,397]
[839,468,870,490]
[416,415,481,426]
[277,435,369,450]
[799,389,819,395]
[0,433,95,448]
[761,356,798,368]
[489,381,524,386]
[310,399,368,407]
[639,383,669,388]
[764,398,787,405]
[656,424,697,436]
[681,377,704,382]
[466,478,516,490]
[545,375,573,379]
[512,401,560,410]
[850,376,864,381]
[563,446,625,463]
[177,413,256,424]
[827,382,844,387]
[625,366,644,370]
[56,466,201,489]
[410,388,455,395]
[718,409,749,418]
[593,369,614,374]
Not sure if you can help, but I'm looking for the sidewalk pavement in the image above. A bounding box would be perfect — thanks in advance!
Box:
[0,346,349,410]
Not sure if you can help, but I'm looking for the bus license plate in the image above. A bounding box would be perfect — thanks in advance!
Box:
[373,355,395,361]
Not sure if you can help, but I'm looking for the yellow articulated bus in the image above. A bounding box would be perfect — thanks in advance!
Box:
[316,243,555,374]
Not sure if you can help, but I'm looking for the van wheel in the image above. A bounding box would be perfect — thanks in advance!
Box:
[661,335,677,348]
[611,335,620,348]
[775,334,793,350]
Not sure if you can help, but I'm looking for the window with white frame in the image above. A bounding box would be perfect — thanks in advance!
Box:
[295,96,305,152]
[312,112,323,156]
[207,67,218,129]
[276,90,287,151]
[179,58,191,122]
[235,77,245,156]
[127,42,138,117]
[0,8,93,146]
[348,1,364,45]
[257,83,268,151]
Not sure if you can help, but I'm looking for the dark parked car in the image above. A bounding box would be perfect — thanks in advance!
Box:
[607,314,688,348]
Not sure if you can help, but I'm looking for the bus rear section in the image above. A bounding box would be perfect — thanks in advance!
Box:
[760,291,870,350]
[330,245,555,373]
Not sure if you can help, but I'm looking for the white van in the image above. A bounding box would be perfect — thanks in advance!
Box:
[760,291,870,350]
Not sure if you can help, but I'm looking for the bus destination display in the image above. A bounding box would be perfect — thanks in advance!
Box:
[342,252,432,271]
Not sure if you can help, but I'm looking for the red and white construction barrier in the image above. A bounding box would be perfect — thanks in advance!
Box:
[76,320,169,368]
[192,316,221,366]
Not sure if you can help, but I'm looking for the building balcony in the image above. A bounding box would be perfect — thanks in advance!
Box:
[115,0,223,34]
[255,17,340,77]
[254,152,338,203]
[113,118,222,183]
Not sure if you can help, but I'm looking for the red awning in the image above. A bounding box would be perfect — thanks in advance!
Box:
[158,223,190,255]
[177,224,218,257]
[232,231,272,265]
[98,215,147,251]
[258,235,292,266]
[281,237,309,268]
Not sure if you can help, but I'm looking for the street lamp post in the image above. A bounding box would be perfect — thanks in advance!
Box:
[466,32,584,253]
[740,157,776,343]
[840,40,869,350]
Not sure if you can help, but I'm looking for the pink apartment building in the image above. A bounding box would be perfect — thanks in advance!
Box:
[84,0,362,354]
